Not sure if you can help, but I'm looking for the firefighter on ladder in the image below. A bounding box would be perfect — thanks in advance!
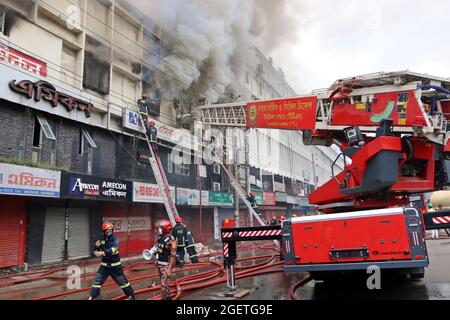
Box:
[172,217,188,267]
[147,220,177,300]
[88,223,135,300]
[185,229,199,263]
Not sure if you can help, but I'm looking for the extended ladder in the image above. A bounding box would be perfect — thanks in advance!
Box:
[213,156,267,227]
[137,113,179,225]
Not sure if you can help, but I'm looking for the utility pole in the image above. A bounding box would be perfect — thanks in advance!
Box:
[233,133,240,227]
[245,128,253,226]
[311,152,318,189]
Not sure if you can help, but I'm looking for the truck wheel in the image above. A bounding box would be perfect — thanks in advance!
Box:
[445,229,450,236]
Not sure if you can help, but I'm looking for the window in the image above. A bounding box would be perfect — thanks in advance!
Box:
[174,163,190,176]
[213,163,221,174]
[33,115,56,148]
[33,117,42,148]
[0,6,13,37]
[213,182,221,191]
[83,37,111,95]
[167,153,173,174]
[79,128,96,154]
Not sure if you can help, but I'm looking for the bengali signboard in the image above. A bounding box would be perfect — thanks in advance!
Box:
[103,216,151,232]
[246,96,317,130]
[275,192,288,203]
[61,173,131,201]
[133,181,175,203]
[0,44,47,77]
[287,196,301,205]
[176,188,209,206]
[0,163,60,198]
[209,191,234,207]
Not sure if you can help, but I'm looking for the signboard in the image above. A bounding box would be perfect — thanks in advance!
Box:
[274,181,286,193]
[123,109,193,150]
[61,173,131,201]
[103,216,151,232]
[275,192,288,203]
[246,96,317,130]
[287,196,301,205]
[133,181,175,203]
[209,191,234,207]
[176,188,209,206]
[0,44,47,77]
[0,163,60,198]
[263,192,276,206]
[9,80,94,118]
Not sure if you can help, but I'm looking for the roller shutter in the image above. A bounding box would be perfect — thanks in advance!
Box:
[0,205,24,268]
[68,208,90,260]
[41,208,66,264]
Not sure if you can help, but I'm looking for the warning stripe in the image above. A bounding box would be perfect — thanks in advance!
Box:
[222,232,233,238]
[432,216,450,224]
[223,243,229,257]
[238,229,281,237]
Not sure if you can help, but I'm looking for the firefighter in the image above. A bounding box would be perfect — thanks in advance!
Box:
[147,220,177,300]
[147,120,158,144]
[246,192,260,215]
[185,229,199,263]
[88,223,135,300]
[269,216,279,225]
[171,217,188,267]
[138,92,150,118]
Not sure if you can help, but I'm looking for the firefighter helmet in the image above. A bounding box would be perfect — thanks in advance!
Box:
[249,192,255,197]
[148,120,156,126]
[102,222,114,232]
[158,220,173,234]
[175,217,183,223]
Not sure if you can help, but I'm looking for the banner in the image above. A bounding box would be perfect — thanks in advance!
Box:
[263,192,276,206]
[0,163,60,198]
[176,188,209,206]
[133,181,175,203]
[209,192,234,207]
[246,96,317,130]
[103,216,151,232]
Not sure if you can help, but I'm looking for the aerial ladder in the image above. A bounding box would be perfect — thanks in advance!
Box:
[136,112,179,226]
[194,70,450,289]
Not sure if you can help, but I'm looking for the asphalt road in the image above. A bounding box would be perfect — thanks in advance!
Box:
[183,238,450,300]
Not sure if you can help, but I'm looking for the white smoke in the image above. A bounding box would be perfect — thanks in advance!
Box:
[125,0,298,104]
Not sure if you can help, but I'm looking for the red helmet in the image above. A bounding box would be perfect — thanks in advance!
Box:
[102,222,114,232]
[158,220,173,234]
[142,92,148,98]
[249,192,255,197]
[148,120,156,126]
[279,216,286,221]
[175,217,183,223]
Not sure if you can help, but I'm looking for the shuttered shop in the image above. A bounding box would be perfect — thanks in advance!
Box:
[41,208,66,264]
[68,208,90,260]
[0,197,26,268]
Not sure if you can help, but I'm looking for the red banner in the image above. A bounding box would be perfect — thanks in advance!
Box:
[246,96,317,130]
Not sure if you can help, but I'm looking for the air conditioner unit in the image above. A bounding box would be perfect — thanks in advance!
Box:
[213,182,221,191]
[213,163,221,174]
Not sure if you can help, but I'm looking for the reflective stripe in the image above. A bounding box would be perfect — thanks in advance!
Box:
[120,282,131,289]
[190,254,199,257]
[186,244,196,248]
[101,262,121,267]
[92,284,102,288]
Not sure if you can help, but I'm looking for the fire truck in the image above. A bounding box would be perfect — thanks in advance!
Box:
[194,71,450,281]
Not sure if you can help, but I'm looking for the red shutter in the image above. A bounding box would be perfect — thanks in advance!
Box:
[0,197,26,268]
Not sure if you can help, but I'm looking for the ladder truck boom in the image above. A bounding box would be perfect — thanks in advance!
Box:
[196,70,450,286]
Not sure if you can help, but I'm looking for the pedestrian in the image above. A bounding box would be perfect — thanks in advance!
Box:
[269,216,278,225]
[147,220,177,300]
[171,217,188,267]
[185,229,199,263]
[88,223,135,300]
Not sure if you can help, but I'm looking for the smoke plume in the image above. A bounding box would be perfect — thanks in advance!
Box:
[120,0,298,107]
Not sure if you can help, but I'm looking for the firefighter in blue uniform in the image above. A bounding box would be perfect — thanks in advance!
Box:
[185,229,199,263]
[172,217,187,267]
[88,223,135,300]
[147,220,177,300]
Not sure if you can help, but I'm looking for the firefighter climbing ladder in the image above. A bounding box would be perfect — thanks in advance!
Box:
[137,112,179,225]
[213,156,268,227]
